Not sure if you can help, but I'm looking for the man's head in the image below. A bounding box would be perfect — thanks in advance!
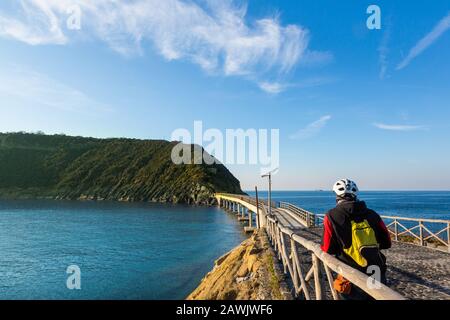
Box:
[333,179,359,202]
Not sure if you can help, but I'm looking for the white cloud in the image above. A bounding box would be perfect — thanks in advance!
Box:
[0,0,330,90]
[378,29,390,79]
[289,115,331,140]
[258,76,335,94]
[373,123,426,131]
[258,81,284,94]
[0,1,68,45]
[397,12,450,70]
[0,65,112,114]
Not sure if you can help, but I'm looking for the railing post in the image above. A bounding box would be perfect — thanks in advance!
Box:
[394,219,398,241]
[290,238,311,300]
[312,254,323,300]
[447,223,450,253]
[255,186,261,229]
[419,220,424,246]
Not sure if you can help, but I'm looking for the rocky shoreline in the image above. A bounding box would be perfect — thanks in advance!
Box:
[187,230,292,300]
[0,184,224,206]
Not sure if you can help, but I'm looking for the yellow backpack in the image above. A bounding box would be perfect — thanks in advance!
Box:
[343,219,379,267]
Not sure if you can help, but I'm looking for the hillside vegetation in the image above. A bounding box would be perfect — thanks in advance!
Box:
[0,132,243,205]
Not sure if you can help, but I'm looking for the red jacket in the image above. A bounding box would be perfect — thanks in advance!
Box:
[321,200,391,272]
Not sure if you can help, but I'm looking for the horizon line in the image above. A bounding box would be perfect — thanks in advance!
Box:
[244,189,450,192]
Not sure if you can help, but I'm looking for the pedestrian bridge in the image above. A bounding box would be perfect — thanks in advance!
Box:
[215,193,450,300]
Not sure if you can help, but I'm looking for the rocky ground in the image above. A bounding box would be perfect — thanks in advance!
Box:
[187,230,292,300]
[384,242,450,300]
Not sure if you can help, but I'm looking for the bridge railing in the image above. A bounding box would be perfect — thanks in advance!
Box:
[265,213,405,300]
[216,193,276,213]
[218,194,313,227]
[381,215,450,252]
[279,202,316,227]
[219,194,450,252]
[316,213,450,252]
[216,193,406,300]
[218,193,259,207]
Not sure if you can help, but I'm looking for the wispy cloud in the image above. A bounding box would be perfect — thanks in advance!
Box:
[373,123,426,131]
[0,0,332,92]
[258,76,335,94]
[397,12,450,70]
[258,82,285,94]
[290,115,331,140]
[378,27,390,79]
[0,65,112,114]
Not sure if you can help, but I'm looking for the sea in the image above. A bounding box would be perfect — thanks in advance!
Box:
[0,191,448,299]
[248,191,450,220]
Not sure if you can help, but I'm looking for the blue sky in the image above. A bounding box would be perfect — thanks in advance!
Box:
[0,0,449,190]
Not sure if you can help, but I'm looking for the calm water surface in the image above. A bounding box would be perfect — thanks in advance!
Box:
[0,200,246,299]
[247,191,450,220]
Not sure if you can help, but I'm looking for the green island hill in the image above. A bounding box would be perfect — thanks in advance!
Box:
[0,132,244,205]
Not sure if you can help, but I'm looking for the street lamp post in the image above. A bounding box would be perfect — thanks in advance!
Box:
[262,168,277,215]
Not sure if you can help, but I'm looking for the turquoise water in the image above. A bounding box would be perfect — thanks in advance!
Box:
[0,200,246,300]
[247,191,450,220]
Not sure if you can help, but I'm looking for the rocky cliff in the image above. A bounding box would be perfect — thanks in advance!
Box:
[0,132,244,204]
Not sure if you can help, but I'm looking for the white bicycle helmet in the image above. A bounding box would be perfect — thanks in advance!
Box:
[333,179,359,197]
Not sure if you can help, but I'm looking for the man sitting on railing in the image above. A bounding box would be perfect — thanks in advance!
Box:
[321,179,392,300]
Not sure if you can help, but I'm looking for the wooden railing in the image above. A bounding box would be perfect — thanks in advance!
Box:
[381,216,450,252]
[215,193,406,300]
[265,214,405,300]
[218,194,315,227]
[219,194,450,253]
[279,202,316,227]
[217,193,263,210]
[316,214,450,252]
